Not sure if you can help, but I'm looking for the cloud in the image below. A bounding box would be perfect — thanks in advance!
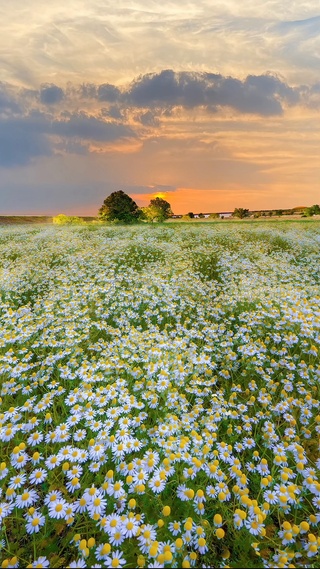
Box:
[0,82,21,113]
[0,116,52,166]
[125,70,301,115]
[0,108,135,166]
[51,112,135,141]
[0,69,318,169]
[97,83,121,102]
[40,83,64,104]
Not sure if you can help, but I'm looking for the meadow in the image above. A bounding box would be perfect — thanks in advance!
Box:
[0,221,320,568]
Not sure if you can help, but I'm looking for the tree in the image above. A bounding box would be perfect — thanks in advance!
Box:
[187,212,194,218]
[209,212,219,219]
[53,214,84,225]
[233,208,250,219]
[304,204,320,217]
[99,190,140,223]
[143,197,173,222]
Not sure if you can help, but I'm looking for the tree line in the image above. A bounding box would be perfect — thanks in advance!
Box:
[52,190,320,225]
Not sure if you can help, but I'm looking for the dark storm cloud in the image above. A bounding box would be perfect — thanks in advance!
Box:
[40,83,64,104]
[125,70,300,115]
[0,110,135,167]
[0,82,21,113]
[51,112,135,141]
[0,116,52,166]
[97,83,121,102]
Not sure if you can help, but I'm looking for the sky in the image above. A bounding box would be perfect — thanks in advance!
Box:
[0,1,319,215]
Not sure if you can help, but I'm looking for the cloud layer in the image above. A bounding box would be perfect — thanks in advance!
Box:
[0,71,319,167]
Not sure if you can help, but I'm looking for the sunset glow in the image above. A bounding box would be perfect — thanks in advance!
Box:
[0,1,319,214]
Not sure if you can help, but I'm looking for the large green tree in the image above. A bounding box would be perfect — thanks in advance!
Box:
[304,204,320,217]
[143,197,173,222]
[99,190,140,223]
[233,208,250,219]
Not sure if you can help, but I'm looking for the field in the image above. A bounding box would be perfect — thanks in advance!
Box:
[0,221,320,568]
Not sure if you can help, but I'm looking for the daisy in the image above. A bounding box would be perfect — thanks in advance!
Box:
[109,550,126,567]
[109,481,125,499]
[104,514,123,535]
[29,469,47,485]
[27,431,44,447]
[168,521,181,536]
[15,489,39,509]
[44,490,63,506]
[29,557,50,568]
[67,561,87,568]
[11,452,29,469]
[263,490,278,505]
[0,501,14,521]
[66,477,81,493]
[89,462,101,473]
[0,463,9,480]
[48,499,68,520]
[74,496,89,514]
[109,530,125,546]
[122,516,139,538]
[9,473,27,490]
[148,477,165,493]
[87,496,107,517]
[25,511,46,534]
[95,542,111,562]
[138,525,157,553]
[74,430,86,442]
[45,455,62,470]
[66,465,83,479]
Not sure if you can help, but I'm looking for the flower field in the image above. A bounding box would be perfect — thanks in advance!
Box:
[0,221,320,568]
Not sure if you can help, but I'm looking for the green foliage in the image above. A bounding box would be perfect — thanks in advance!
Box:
[209,212,219,219]
[143,197,173,222]
[52,214,84,225]
[304,204,320,217]
[99,190,141,223]
[233,208,250,219]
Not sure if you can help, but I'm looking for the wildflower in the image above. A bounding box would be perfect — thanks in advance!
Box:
[122,516,139,538]
[87,496,107,517]
[44,490,63,506]
[28,557,50,568]
[9,473,27,489]
[29,469,47,485]
[25,511,46,534]
[109,550,126,567]
[95,542,111,561]
[109,530,125,546]
[15,490,39,509]
[216,528,225,539]
[48,498,68,519]
[67,560,87,568]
